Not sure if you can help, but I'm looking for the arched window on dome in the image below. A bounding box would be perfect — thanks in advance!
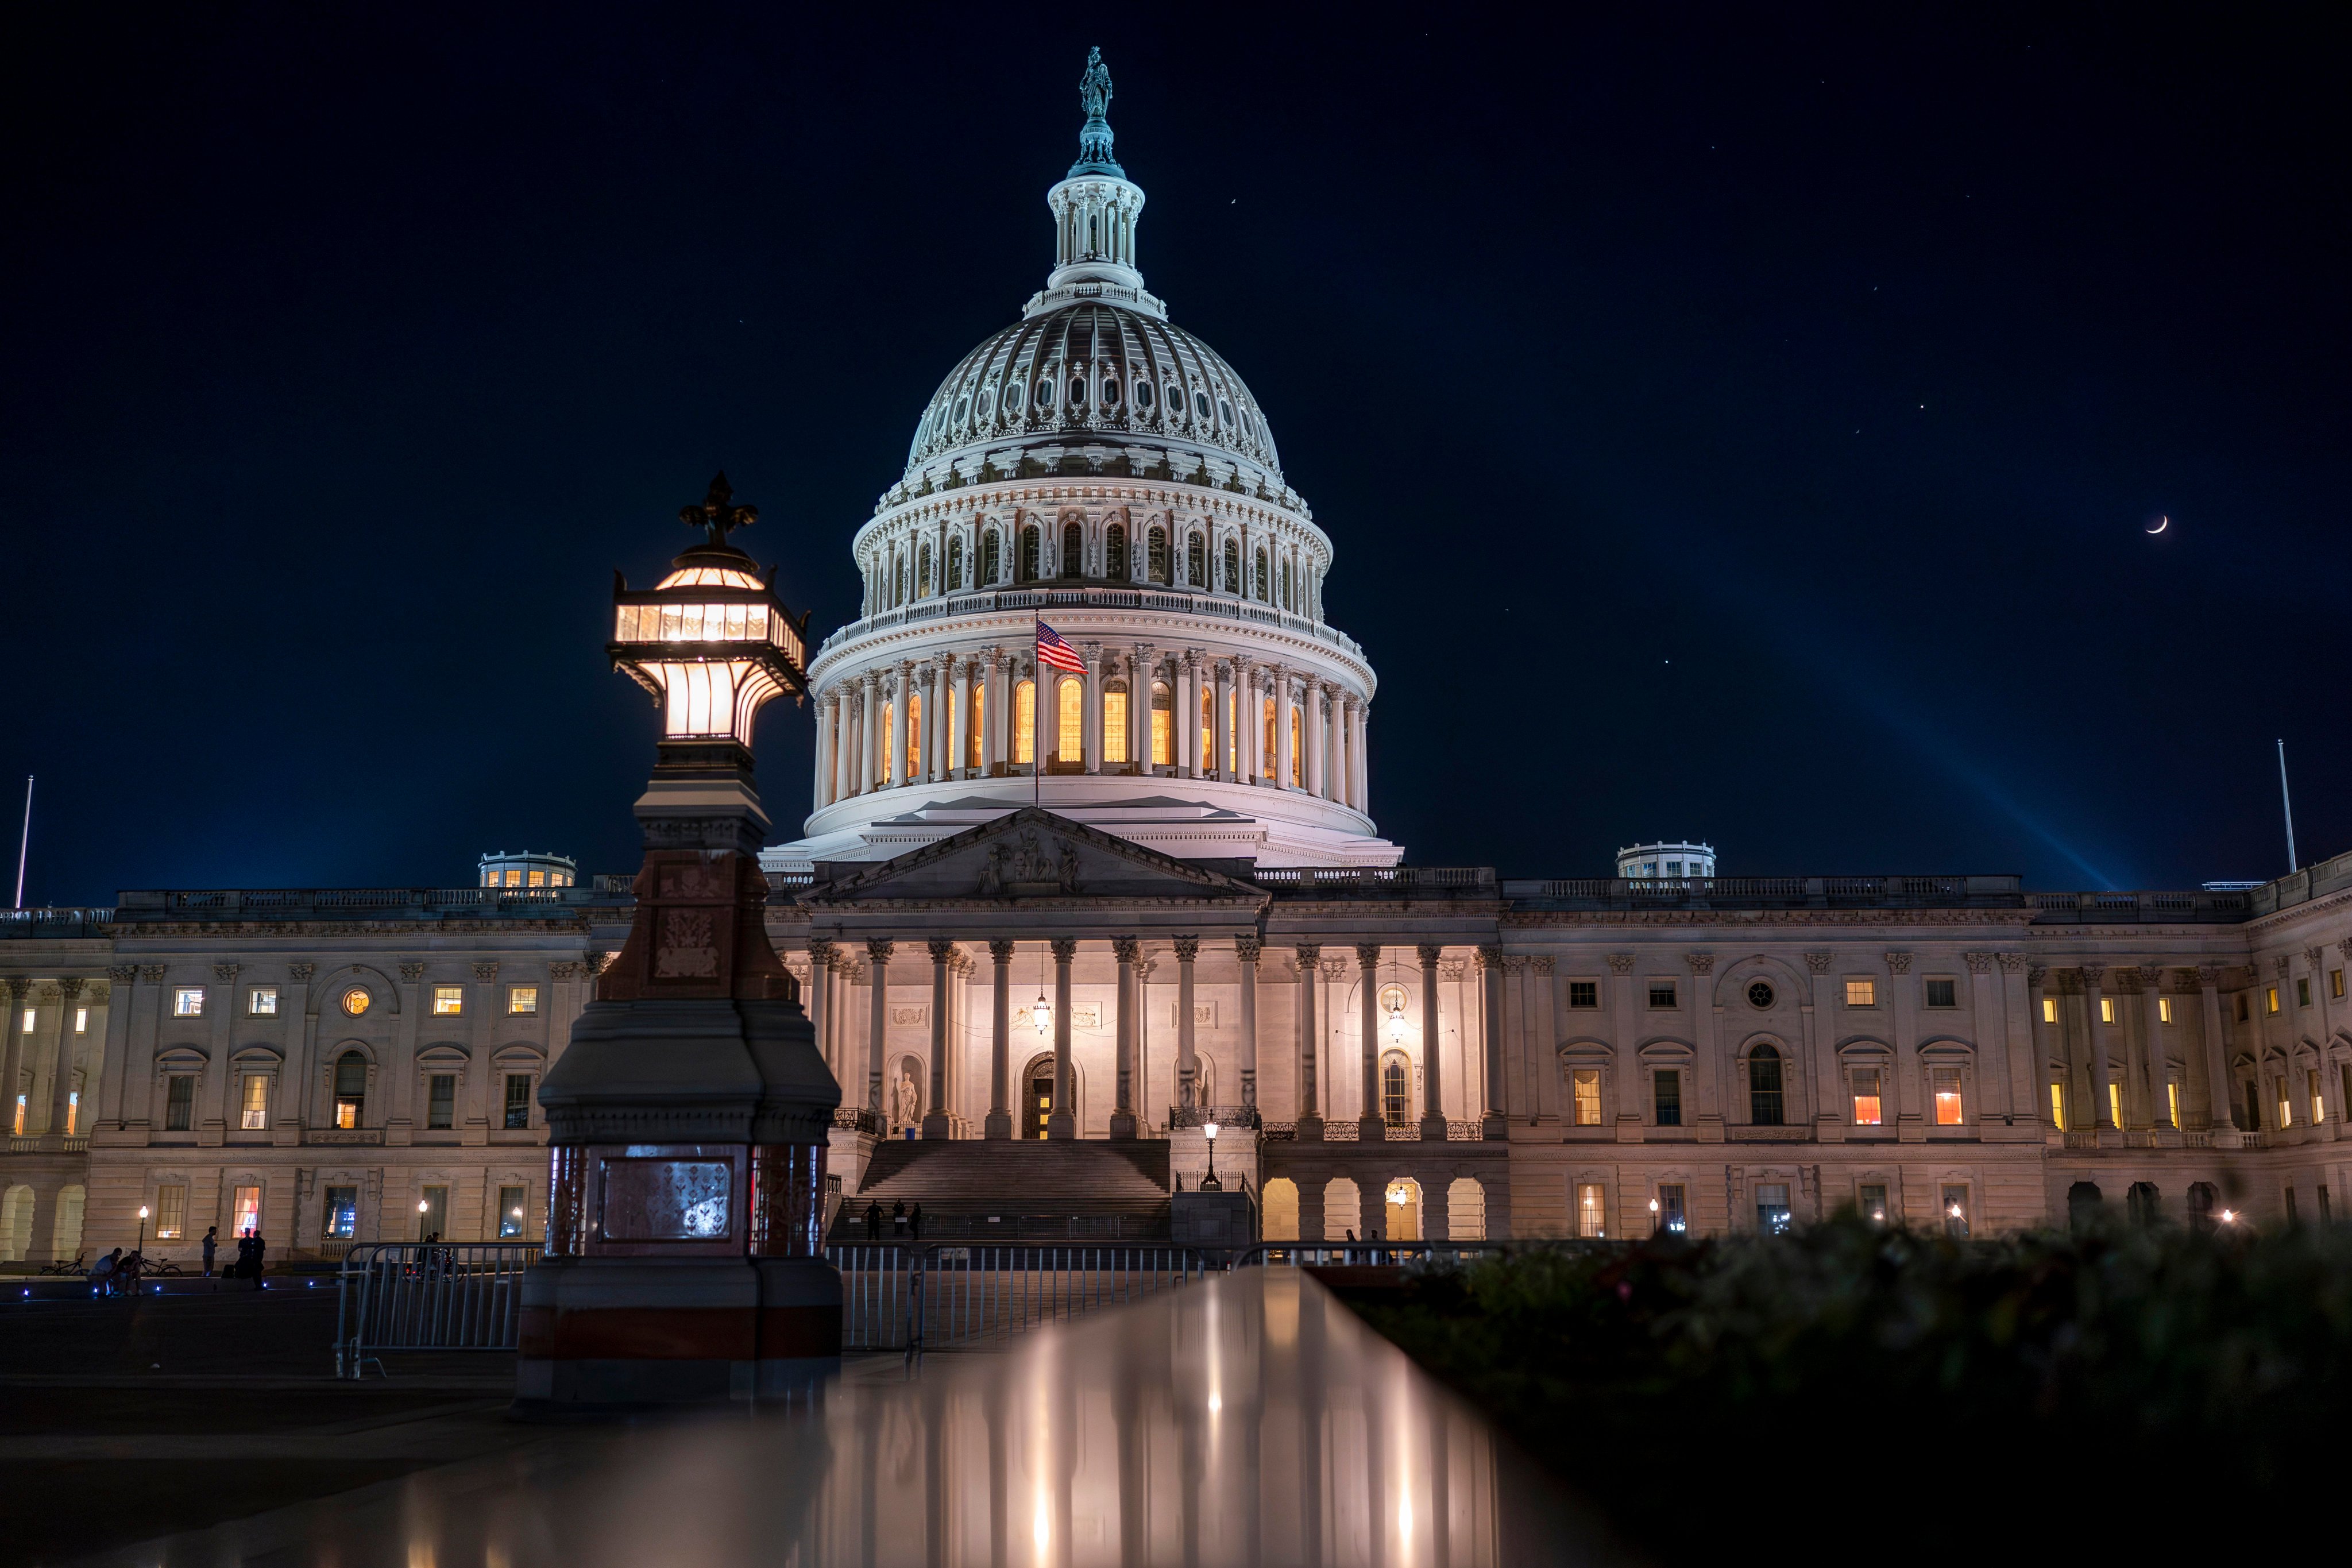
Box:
[1103,681,1128,765]
[1281,555,1293,611]
[880,700,894,781]
[1262,696,1277,781]
[1187,533,1206,588]
[946,536,963,593]
[1061,521,1084,580]
[1222,539,1241,596]
[1018,526,1040,584]
[906,690,921,777]
[1014,679,1036,765]
[1056,675,1083,770]
[981,528,1002,586]
[1290,705,1303,785]
[1199,689,1215,774]
[1148,527,1169,585]
[967,676,986,768]
[1150,681,1172,766]
[1381,1052,1411,1128]
[918,542,933,599]
[1105,523,1128,582]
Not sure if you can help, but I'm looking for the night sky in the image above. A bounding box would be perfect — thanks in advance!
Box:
[3,5,2345,905]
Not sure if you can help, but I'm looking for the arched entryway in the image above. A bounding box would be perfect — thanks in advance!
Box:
[1446,1177,1487,1241]
[2067,1180,2104,1234]
[1322,1177,1362,1242]
[1381,1177,1423,1242]
[1261,1177,1299,1241]
[52,1185,85,1262]
[1019,1053,1079,1140]
[0,1185,32,1262]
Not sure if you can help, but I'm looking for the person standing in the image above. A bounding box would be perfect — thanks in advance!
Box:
[864,1200,881,1241]
[891,1199,907,1239]
[200,1225,218,1279]
[234,1229,256,1286]
[247,1229,267,1289]
[909,1203,924,1242]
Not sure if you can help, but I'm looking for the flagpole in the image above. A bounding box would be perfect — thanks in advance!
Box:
[1033,620,1041,810]
[12,775,29,910]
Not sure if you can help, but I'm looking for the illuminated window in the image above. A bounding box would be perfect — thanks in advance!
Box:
[1924,978,1957,1009]
[1380,1053,1409,1127]
[1150,682,1172,764]
[2158,997,2173,1024]
[1845,979,1875,1007]
[248,986,277,1017]
[1261,697,1276,779]
[1103,689,1129,764]
[2050,1082,2066,1128]
[498,1185,527,1239]
[1056,676,1083,764]
[1647,982,1677,1010]
[528,868,546,887]
[1942,1184,1971,1240]
[1568,980,1598,1008]
[9,1092,20,1135]
[1756,1181,1792,1235]
[2166,1081,2180,1130]
[1656,1183,1687,1234]
[2099,997,2116,1024]
[333,1052,366,1129]
[504,1073,532,1130]
[2266,987,2280,1015]
[432,986,464,1016]
[1577,1182,1606,1238]
[1852,1067,1883,1126]
[73,1006,88,1034]
[906,691,921,776]
[165,1075,195,1132]
[1571,1068,1602,1126]
[2041,995,2057,1024]
[231,1184,260,1239]
[16,1008,29,1033]
[173,987,204,1017]
[2110,1082,2124,1127]
[341,987,370,1017]
[65,1090,78,1135]
[1859,1183,1889,1225]
[508,986,538,1016]
[2311,1070,2326,1126]
[323,1185,358,1240]
[1199,689,1213,768]
[1290,708,1303,785]
[1932,1066,1963,1125]
[154,1184,186,1241]
[2334,968,2346,999]
[240,1073,268,1130]
[1748,1045,1784,1126]
[1653,1069,1682,1127]
[427,1073,457,1130]
[1014,680,1036,763]
[970,680,986,767]
[880,700,894,778]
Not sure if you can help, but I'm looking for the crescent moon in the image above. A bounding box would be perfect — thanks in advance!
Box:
[2146,515,2168,534]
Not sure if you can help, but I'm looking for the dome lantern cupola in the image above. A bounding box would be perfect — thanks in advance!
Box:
[1030,48,1165,322]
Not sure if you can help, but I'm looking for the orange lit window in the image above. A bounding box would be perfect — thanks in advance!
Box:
[1933,1067,1963,1125]
[1103,690,1129,764]
[907,691,922,776]
[1571,1068,1602,1126]
[1851,1067,1883,1126]
[1844,979,1875,1007]
[1014,682,1035,764]
[1057,677,1082,763]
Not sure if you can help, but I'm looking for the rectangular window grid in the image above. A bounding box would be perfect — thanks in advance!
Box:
[1852,1067,1883,1126]
[249,986,278,1016]
[173,988,204,1017]
[431,987,464,1016]
[427,1074,457,1130]
[1932,1066,1963,1126]
[1567,980,1598,1009]
[1845,979,1876,1007]
[1571,1068,1602,1127]
[1653,1069,1682,1127]
[504,1073,532,1130]
[1755,1182,1792,1236]
[1647,981,1678,1010]
[165,1075,194,1131]
[240,1073,268,1130]
[1575,1182,1606,1239]
[155,1184,186,1240]
[507,987,539,1016]
[1924,978,1957,1009]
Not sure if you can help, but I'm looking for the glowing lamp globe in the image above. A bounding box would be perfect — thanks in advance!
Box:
[609,472,810,750]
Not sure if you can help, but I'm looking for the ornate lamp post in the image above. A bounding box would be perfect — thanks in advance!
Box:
[1200,1121,1221,1191]
[519,473,841,1409]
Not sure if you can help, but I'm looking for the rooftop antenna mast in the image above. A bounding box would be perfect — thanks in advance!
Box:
[2278,740,2299,874]
[12,775,29,909]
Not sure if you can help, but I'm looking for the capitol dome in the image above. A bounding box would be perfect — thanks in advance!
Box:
[762,48,1400,875]
[903,303,1283,492]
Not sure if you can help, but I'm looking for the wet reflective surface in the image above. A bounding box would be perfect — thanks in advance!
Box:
[82,1270,1627,1567]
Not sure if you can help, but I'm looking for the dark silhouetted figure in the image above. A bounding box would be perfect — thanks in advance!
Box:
[201,1225,218,1278]
[864,1200,882,1241]
[910,1203,924,1241]
[892,1199,907,1239]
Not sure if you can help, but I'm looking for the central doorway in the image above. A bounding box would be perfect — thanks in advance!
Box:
[1023,1061,1056,1140]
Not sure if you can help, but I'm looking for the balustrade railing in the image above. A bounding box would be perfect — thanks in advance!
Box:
[810,585,1368,666]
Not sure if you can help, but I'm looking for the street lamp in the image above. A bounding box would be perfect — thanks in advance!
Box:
[418,1199,430,1241]
[136,1205,148,1253]
[1202,1121,1221,1191]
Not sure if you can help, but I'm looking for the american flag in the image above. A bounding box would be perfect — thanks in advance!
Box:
[1035,620,1085,674]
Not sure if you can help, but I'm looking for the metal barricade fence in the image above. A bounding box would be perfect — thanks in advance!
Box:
[1231,1239,1614,1269]
[917,1245,1207,1350]
[335,1243,536,1377]
[828,1244,916,1350]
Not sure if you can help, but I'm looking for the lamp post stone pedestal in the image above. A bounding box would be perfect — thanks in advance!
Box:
[516,474,840,1411]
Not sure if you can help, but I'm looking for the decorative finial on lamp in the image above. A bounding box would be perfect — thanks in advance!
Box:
[681,471,758,550]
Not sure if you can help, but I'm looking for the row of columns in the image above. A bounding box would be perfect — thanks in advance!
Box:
[0,976,94,1142]
[864,520,1325,624]
[2032,962,2242,1141]
[811,648,1370,815]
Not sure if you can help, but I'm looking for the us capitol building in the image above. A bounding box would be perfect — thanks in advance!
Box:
[6,53,2350,1264]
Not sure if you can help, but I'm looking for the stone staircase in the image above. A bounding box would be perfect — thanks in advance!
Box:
[831,1140,1174,1242]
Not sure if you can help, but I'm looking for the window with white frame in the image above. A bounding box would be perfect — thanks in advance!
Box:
[1570,1068,1602,1126]
[249,986,279,1016]
[240,1073,269,1130]
[73,1006,88,1034]
[508,986,539,1016]
[1924,978,1957,1009]
[431,986,464,1017]
[173,987,204,1017]
[155,1184,187,1240]
[1851,1067,1883,1126]
[1845,979,1876,1007]
[1575,1182,1606,1238]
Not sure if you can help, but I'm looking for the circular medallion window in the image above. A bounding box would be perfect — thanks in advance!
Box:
[341,987,372,1017]
[1746,980,1775,1010]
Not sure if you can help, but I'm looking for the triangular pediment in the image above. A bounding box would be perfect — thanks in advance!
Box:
[802,808,1268,906]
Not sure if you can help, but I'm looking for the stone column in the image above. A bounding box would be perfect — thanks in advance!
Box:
[1803,952,1840,1140]
[1179,652,1200,778]
[1479,946,1507,1138]
[1887,951,1922,1141]
[1275,670,1296,790]
[1082,642,1103,774]
[1174,937,1200,1111]
[280,964,313,1129]
[1212,663,1233,781]
[1608,955,1640,1136]
[2309,947,2341,1139]
[1687,953,1721,1140]
[1237,936,1260,1115]
[2196,965,2238,1144]
[1048,938,1077,1139]
[985,940,1014,1139]
[1327,685,1346,802]
[1964,952,2010,1119]
[924,941,955,1140]
[2028,964,2059,1129]
[1295,943,1322,1137]
[806,940,835,1079]
[2138,965,2176,1138]
[891,663,914,787]
[1356,945,1384,1137]
[1347,697,1368,814]
[832,691,854,803]
[860,673,882,795]
[2080,963,2115,1140]
[954,658,975,777]
[47,978,87,1141]
[1996,953,2034,1129]
[1,978,28,1134]
[1130,644,1155,771]
[1303,683,1324,797]
[1419,944,1446,1136]
[865,940,893,1118]
[1112,937,1140,1138]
